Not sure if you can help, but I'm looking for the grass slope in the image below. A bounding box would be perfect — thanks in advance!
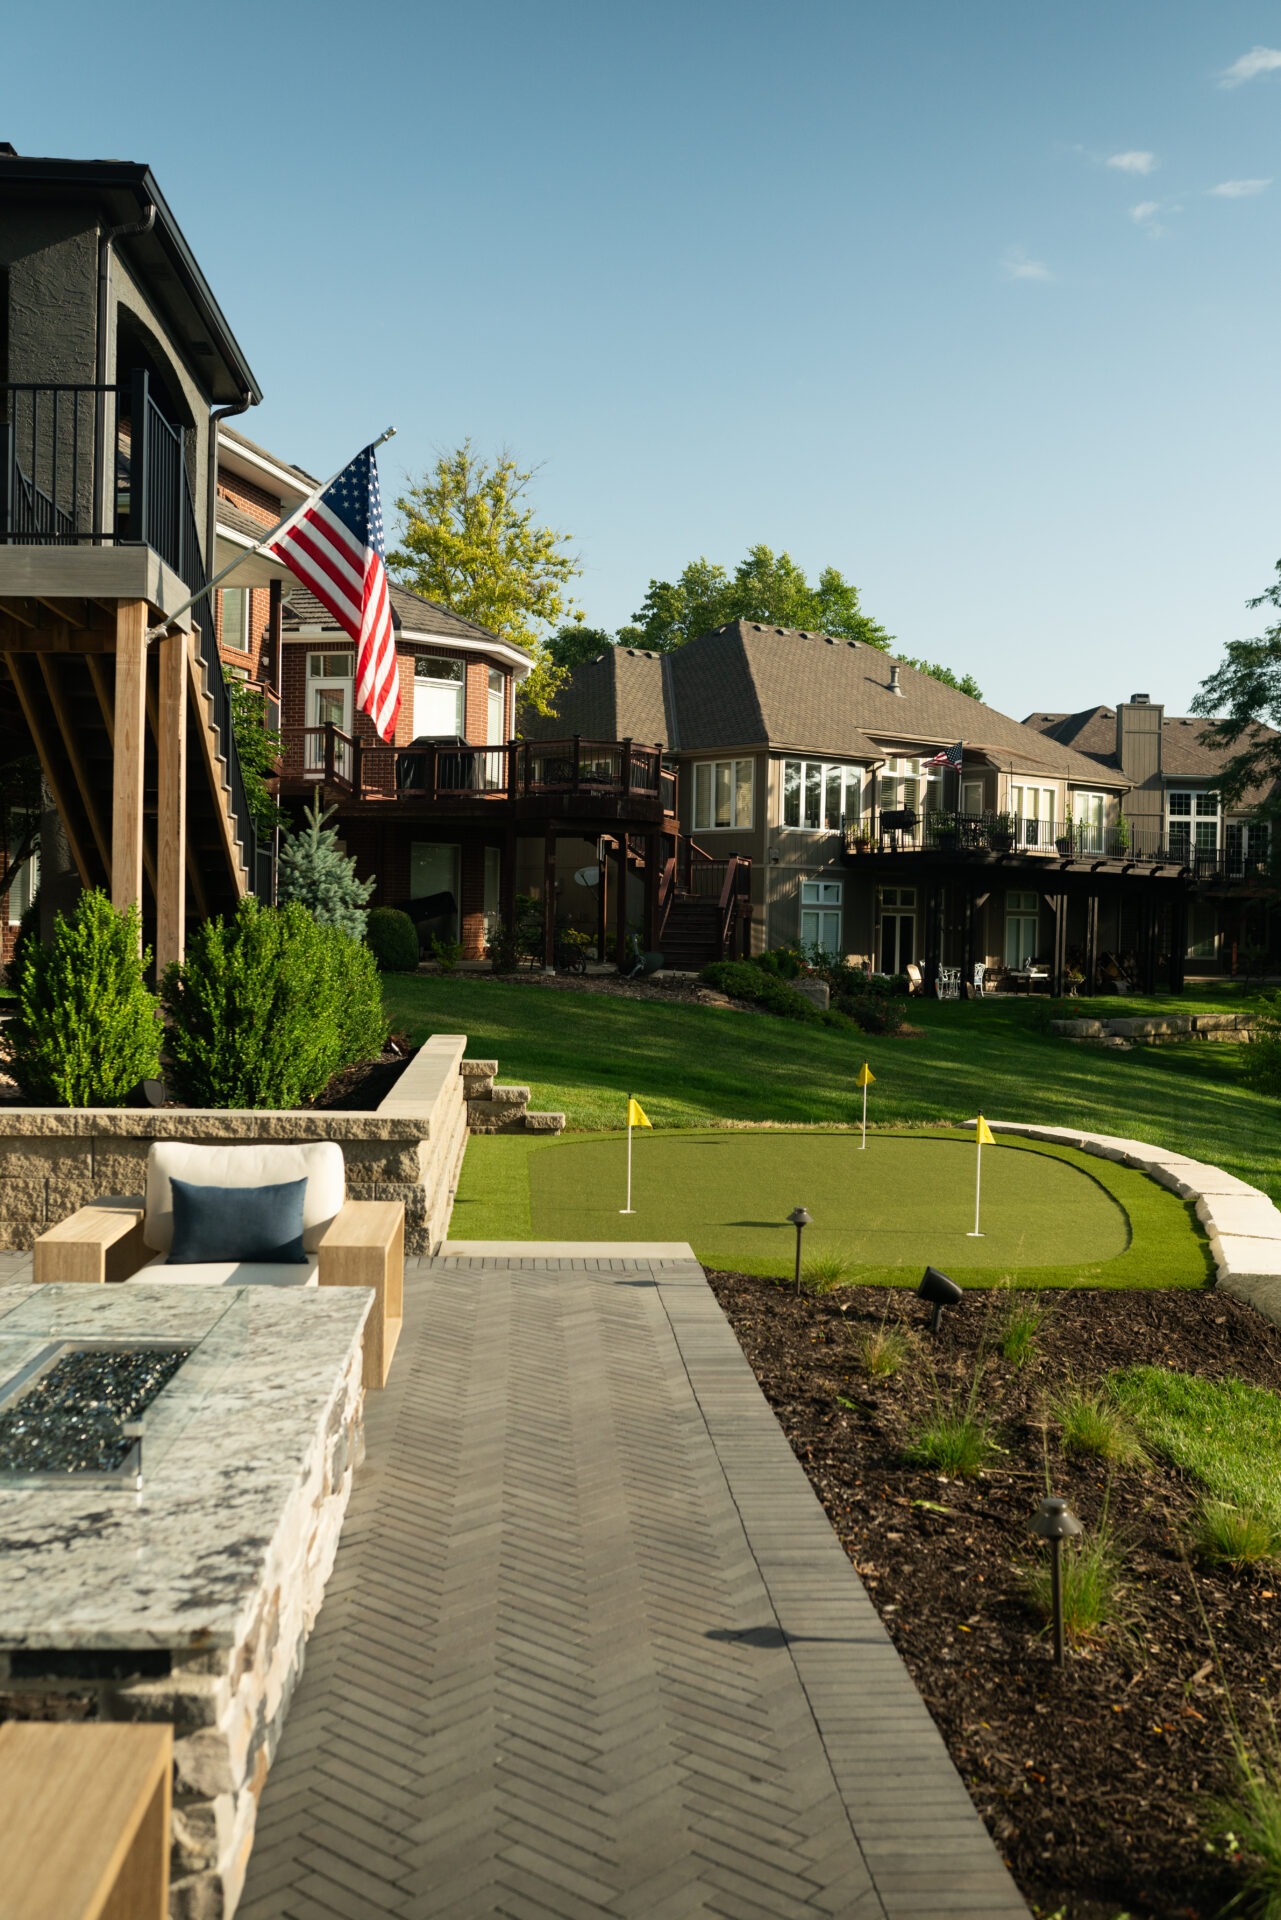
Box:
[384,975,1280,1203]
[452,1127,1211,1286]
[1113,1368,1281,1530]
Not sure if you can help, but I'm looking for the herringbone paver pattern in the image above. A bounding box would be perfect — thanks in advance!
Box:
[240,1254,1027,1920]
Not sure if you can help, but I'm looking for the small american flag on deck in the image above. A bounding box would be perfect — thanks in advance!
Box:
[925,741,964,770]
[269,445,401,743]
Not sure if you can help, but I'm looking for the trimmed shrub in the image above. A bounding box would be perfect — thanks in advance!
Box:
[1245,991,1281,1096]
[488,920,522,973]
[700,960,818,1021]
[366,907,420,973]
[162,899,386,1109]
[9,889,161,1106]
[5,883,41,993]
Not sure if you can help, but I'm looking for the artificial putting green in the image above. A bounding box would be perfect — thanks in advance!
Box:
[452,1128,1214,1288]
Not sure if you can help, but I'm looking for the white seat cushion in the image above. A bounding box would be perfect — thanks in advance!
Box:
[137,1251,320,1288]
[143,1141,345,1256]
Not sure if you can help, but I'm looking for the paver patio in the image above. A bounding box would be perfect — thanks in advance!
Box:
[238,1246,1027,1919]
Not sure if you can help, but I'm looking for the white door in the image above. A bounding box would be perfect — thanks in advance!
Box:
[307,673,352,775]
[487,668,506,745]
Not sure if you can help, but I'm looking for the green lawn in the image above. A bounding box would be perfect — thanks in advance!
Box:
[383,974,1281,1204]
[1112,1368,1281,1531]
[451,1126,1211,1285]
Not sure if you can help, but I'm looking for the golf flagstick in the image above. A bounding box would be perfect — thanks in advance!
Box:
[856,1061,874,1150]
[620,1094,651,1213]
[969,1113,995,1236]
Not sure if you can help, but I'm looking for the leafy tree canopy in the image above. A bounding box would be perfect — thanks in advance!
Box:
[1193,560,1281,806]
[388,442,576,715]
[898,658,985,702]
[625,545,895,653]
[546,623,616,672]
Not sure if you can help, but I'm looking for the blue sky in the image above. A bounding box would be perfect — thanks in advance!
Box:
[8,2,1281,717]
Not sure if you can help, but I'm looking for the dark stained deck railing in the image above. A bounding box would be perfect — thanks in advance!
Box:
[279,727,669,810]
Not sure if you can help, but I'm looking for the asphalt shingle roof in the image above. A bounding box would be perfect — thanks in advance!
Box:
[280,581,501,645]
[1024,704,1281,806]
[530,623,1124,784]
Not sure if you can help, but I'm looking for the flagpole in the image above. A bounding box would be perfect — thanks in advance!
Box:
[144,426,398,642]
[968,1131,984,1237]
[861,1076,869,1151]
[620,1095,635,1214]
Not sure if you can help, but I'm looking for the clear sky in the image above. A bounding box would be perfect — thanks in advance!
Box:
[8,1,1281,718]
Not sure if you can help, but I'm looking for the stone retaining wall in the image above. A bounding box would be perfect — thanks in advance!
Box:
[0,1034,470,1256]
[1051,1011,1256,1043]
[977,1119,1281,1326]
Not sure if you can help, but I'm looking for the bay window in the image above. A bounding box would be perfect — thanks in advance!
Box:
[782,758,862,830]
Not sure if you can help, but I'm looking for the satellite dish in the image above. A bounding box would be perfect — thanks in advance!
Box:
[573,866,601,888]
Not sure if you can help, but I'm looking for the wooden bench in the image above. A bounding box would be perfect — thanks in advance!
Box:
[0,1722,172,1920]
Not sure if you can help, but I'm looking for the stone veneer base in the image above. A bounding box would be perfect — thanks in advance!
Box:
[0,1033,470,1257]
[978,1120,1281,1324]
[0,1282,371,1920]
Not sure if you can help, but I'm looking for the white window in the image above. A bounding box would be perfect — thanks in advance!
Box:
[800,878,843,955]
[483,845,502,938]
[879,757,947,822]
[1004,890,1040,968]
[220,586,250,652]
[6,832,38,925]
[692,759,753,831]
[1167,789,1219,857]
[1225,818,1269,875]
[1073,792,1107,854]
[413,656,465,739]
[782,759,862,830]
[487,667,506,746]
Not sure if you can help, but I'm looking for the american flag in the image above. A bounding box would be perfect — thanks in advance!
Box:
[925,741,964,770]
[269,445,401,743]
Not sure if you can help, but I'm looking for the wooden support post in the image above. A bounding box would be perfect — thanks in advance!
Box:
[501,824,518,931]
[1170,886,1188,994]
[597,836,610,961]
[923,882,941,996]
[644,830,661,953]
[112,600,148,927]
[155,629,188,972]
[543,827,557,969]
[1049,892,1068,997]
[615,833,630,969]
[1085,890,1100,993]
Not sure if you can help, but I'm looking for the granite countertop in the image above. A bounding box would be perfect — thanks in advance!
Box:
[0,1283,371,1651]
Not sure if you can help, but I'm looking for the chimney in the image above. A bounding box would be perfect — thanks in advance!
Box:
[889,663,903,696]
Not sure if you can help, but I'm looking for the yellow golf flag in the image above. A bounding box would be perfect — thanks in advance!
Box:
[627,1097,652,1129]
[855,1062,875,1087]
[975,1114,995,1147]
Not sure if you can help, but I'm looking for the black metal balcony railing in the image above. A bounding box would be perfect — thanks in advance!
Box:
[843,811,1275,883]
[1,374,255,884]
[278,727,667,813]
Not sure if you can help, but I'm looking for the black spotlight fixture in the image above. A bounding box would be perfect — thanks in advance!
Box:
[788,1206,812,1293]
[1032,1495,1082,1668]
[916,1264,963,1333]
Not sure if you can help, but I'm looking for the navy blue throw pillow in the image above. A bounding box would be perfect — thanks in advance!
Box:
[167,1174,309,1265]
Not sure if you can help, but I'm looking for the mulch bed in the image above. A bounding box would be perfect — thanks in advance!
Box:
[706,1270,1281,1920]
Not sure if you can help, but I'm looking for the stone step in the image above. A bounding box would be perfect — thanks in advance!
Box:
[524,1112,566,1134]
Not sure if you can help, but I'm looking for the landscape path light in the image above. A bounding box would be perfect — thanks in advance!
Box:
[1032,1495,1082,1668]
[916,1264,963,1333]
[788,1207,812,1293]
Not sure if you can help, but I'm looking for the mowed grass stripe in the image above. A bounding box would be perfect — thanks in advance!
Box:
[454,1129,1212,1288]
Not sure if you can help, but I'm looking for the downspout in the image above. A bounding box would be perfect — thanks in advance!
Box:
[205,393,255,590]
[93,201,155,537]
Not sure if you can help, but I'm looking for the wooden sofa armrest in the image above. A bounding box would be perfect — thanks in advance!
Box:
[317,1200,404,1390]
[33,1203,150,1287]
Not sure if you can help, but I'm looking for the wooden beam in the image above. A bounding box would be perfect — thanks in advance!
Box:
[5,655,92,885]
[34,596,86,627]
[543,827,557,969]
[112,600,148,923]
[35,655,110,878]
[155,629,188,972]
[185,641,249,897]
[0,597,37,627]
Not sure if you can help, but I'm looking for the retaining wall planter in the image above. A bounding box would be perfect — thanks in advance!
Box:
[0,1034,470,1256]
[1051,1012,1256,1043]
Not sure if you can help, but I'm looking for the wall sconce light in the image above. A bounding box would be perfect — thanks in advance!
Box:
[788,1206,812,1292]
[916,1265,962,1332]
[769,847,781,864]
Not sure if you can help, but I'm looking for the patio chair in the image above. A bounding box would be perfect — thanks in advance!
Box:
[32,1141,403,1390]
[905,963,924,994]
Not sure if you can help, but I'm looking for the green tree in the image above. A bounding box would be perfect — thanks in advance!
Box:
[389,441,577,714]
[225,675,283,839]
[546,623,616,671]
[277,797,374,939]
[627,545,896,653]
[1193,560,1281,805]
[898,658,985,702]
